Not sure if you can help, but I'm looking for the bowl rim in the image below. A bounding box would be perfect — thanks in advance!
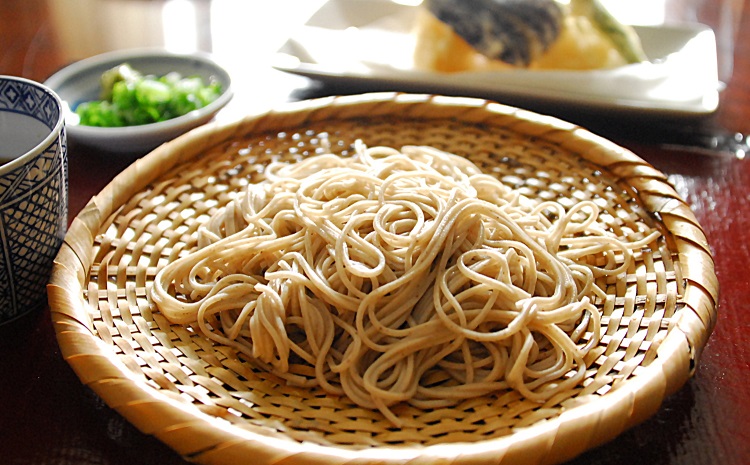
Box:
[0,75,65,176]
[43,48,234,137]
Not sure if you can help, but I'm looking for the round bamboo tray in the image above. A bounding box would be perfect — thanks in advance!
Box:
[48,93,718,465]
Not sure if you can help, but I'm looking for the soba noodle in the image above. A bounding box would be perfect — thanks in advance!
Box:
[150,142,658,424]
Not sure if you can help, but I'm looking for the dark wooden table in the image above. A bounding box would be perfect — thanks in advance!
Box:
[1,1,749,464]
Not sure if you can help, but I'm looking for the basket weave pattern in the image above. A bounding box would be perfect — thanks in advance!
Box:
[49,94,717,465]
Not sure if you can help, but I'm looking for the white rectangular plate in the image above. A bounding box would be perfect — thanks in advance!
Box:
[274,0,721,117]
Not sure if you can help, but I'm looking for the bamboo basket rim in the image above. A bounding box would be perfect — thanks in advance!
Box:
[48,92,718,465]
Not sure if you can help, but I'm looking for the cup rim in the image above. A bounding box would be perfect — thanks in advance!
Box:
[0,75,65,175]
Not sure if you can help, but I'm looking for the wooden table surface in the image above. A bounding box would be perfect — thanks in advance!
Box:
[1,1,748,464]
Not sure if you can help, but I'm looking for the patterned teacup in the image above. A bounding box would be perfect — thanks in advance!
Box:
[0,76,68,325]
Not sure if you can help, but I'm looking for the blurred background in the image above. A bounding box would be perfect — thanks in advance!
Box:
[3,0,744,115]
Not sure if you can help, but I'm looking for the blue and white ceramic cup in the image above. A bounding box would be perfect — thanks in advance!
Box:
[0,76,68,325]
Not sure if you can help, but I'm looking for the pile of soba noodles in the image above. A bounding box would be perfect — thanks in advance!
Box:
[150,142,658,424]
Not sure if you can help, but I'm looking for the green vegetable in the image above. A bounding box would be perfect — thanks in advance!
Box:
[75,63,223,127]
[570,0,647,64]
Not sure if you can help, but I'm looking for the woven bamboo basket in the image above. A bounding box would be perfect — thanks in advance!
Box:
[48,93,718,465]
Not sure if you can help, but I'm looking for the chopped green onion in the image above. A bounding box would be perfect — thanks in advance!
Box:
[75,63,223,127]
